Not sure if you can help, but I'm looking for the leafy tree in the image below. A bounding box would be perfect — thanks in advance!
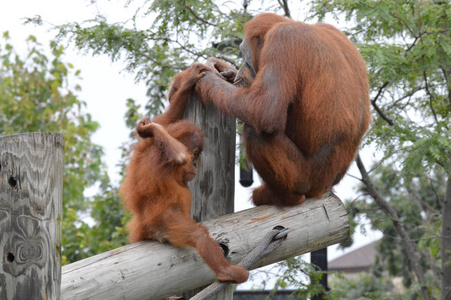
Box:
[328,273,398,300]
[346,165,446,299]
[309,1,451,299]
[86,172,130,256]
[27,0,256,118]
[257,0,450,298]
[0,32,128,264]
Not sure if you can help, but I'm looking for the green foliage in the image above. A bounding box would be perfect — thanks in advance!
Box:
[255,257,399,299]
[311,0,451,177]
[252,257,330,300]
[86,172,130,256]
[328,272,397,300]
[347,165,446,292]
[26,1,247,119]
[50,16,181,116]
[0,33,127,264]
[308,1,450,297]
[27,1,262,118]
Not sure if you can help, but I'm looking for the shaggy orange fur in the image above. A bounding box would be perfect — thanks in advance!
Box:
[120,64,248,283]
[196,13,371,206]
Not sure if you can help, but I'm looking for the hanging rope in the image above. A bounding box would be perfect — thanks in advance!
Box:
[190,225,290,300]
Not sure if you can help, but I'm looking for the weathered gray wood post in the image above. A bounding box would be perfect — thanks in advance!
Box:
[185,94,236,222]
[182,93,236,299]
[0,132,64,300]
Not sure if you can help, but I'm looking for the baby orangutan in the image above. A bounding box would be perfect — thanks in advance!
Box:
[120,63,248,283]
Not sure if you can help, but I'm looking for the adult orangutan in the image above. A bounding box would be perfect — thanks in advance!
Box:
[196,13,371,206]
[120,63,249,283]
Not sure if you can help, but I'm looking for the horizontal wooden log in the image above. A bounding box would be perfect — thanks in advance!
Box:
[61,192,349,300]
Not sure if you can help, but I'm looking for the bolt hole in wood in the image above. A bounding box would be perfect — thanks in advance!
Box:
[8,176,17,188]
[7,252,15,263]
[219,243,230,258]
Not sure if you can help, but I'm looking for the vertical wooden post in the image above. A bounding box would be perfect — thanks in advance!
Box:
[185,94,236,221]
[311,248,328,300]
[182,93,236,299]
[0,132,64,300]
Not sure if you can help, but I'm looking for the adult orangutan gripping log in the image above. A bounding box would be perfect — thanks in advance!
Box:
[195,13,371,207]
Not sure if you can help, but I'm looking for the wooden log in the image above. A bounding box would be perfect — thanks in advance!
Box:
[0,132,64,300]
[181,91,236,299]
[184,95,236,222]
[61,192,349,300]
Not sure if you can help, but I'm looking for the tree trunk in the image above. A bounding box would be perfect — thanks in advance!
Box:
[441,177,451,300]
[356,155,431,300]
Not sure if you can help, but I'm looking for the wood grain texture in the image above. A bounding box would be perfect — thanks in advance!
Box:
[61,192,349,300]
[0,132,64,300]
[182,94,236,298]
[185,93,236,222]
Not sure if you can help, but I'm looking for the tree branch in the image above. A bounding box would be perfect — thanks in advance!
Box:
[182,3,217,27]
[371,80,395,126]
[356,155,431,300]
[345,173,363,182]
[421,248,443,283]
[277,0,291,18]
[423,71,441,126]
[173,39,207,60]
[372,100,395,126]
[441,177,451,300]
[387,86,425,110]
[122,36,186,71]
[392,2,416,39]
[440,66,451,113]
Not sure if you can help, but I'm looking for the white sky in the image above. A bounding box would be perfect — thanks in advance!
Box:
[1,0,381,290]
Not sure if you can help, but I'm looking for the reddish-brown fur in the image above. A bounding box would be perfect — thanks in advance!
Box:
[120,64,248,283]
[196,13,371,206]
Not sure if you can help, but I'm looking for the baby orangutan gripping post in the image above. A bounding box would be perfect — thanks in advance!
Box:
[120,63,248,284]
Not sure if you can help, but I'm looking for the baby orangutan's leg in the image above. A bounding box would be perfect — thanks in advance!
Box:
[162,212,249,283]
